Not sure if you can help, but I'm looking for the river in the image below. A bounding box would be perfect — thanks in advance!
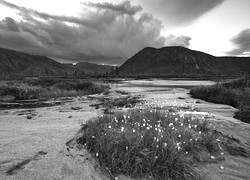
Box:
[0,79,249,180]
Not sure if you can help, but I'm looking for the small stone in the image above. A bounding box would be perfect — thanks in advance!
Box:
[26,115,32,119]
[71,107,82,110]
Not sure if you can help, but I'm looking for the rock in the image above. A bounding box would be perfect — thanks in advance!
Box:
[71,107,82,110]
[26,115,33,119]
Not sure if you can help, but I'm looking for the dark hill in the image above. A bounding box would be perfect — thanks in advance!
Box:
[0,47,113,78]
[116,46,250,77]
[0,47,72,78]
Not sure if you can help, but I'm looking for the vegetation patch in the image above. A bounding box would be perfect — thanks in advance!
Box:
[0,78,109,101]
[190,78,250,123]
[74,108,249,180]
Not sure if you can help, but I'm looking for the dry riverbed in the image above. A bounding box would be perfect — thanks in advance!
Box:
[0,79,250,180]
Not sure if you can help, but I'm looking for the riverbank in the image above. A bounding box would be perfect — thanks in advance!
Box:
[0,79,249,180]
[190,78,250,123]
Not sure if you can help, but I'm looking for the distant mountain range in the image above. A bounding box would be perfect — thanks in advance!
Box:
[0,47,114,78]
[66,62,114,76]
[116,46,250,77]
[1,46,250,79]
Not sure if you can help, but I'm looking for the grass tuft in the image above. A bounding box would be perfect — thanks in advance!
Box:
[77,108,230,180]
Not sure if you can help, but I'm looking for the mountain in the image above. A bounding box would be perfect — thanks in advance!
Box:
[116,46,250,77]
[67,62,114,76]
[0,47,73,78]
[0,47,113,78]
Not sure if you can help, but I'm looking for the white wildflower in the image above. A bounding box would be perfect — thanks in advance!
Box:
[176,143,181,150]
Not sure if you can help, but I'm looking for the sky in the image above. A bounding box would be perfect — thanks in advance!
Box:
[0,0,250,65]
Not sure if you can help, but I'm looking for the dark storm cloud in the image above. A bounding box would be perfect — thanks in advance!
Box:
[0,0,101,29]
[227,29,250,56]
[0,0,191,64]
[83,1,142,15]
[138,0,226,26]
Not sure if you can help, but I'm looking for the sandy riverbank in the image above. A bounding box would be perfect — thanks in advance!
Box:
[0,79,249,180]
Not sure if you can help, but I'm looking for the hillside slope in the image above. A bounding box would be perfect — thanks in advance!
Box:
[116,46,250,77]
[0,47,113,78]
[0,48,72,78]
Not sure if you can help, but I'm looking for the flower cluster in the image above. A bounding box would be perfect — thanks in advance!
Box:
[85,100,226,178]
